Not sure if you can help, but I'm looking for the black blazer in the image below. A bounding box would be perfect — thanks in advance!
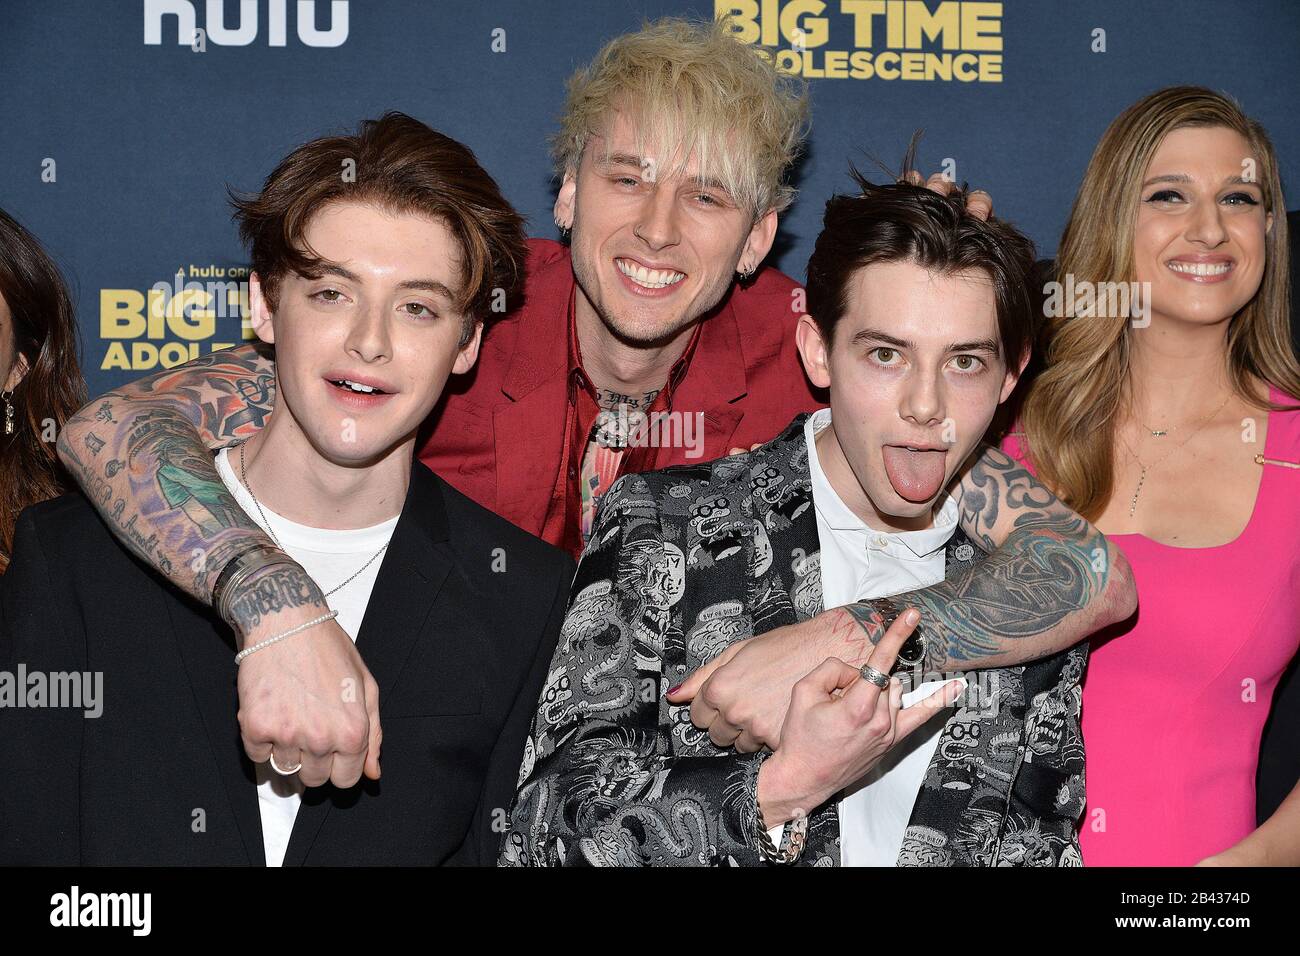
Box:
[0,458,574,865]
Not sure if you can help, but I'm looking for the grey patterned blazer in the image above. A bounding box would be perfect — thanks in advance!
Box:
[501,415,1087,867]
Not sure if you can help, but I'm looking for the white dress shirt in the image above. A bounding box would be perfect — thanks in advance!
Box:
[766,409,964,865]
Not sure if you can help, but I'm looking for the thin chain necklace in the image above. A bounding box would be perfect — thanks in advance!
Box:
[1136,388,1235,438]
[238,441,390,598]
[1138,412,1196,438]
[1118,392,1232,517]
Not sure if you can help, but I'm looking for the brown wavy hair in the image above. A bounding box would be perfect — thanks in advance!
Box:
[0,207,87,574]
[229,111,528,344]
[1018,86,1300,517]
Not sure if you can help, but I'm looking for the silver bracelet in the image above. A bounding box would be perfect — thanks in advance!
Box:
[753,756,809,864]
[213,545,298,626]
[234,610,338,665]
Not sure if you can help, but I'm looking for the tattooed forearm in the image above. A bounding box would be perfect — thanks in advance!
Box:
[227,564,329,640]
[54,343,292,608]
[914,523,1107,672]
[842,444,1136,671]
[135,342,278,449]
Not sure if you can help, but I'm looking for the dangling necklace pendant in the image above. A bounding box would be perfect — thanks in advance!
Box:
[1122,391,1232,518]
[1128,465,1148,517]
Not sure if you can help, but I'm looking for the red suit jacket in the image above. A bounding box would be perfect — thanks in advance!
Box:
[417,238,827,547]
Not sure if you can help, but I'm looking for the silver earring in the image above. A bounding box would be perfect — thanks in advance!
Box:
[2,389,14,436]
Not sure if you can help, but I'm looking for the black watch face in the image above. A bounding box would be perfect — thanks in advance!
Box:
[894,632,925,669]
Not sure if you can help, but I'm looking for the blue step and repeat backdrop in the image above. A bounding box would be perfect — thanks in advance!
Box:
[1,0,1298,397]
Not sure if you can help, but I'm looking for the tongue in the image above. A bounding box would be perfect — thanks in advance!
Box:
[881,446,946,503]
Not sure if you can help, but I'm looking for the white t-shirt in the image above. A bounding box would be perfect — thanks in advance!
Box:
[767,409,965,864]
[214,446,399,867]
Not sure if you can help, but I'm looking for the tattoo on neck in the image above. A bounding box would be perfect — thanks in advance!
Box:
[595,386,662,411]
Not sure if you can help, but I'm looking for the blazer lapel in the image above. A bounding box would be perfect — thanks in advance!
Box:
[740,415,843,864]
[490,270,573,536]
[281,460,455,866]
[663,298,751,466]
[748,415,823,631]
[166,598,266,865]
[492,376,569,537]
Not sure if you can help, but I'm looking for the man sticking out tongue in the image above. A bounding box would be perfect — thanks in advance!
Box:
[799,242,1011,535]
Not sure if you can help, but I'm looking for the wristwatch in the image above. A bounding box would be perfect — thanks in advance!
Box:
[867,595,928,669]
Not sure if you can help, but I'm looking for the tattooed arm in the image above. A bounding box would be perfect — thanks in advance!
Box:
[56,342,382,785]
[669,443,1135,749]
[55,341,278,605]
[841,443,1136,673]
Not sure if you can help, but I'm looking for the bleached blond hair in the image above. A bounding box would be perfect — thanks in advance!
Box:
[553,17,809,217]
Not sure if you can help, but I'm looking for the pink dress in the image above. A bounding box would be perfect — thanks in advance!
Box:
[1001,383,1300,866]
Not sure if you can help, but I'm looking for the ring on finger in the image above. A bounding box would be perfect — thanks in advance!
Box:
[269,753,302,776]
[859,664,890,688]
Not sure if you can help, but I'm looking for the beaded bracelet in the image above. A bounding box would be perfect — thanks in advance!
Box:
[234,610,338,665]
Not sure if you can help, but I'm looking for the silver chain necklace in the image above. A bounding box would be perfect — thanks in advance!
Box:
[238,441,391,598]
[1118,392,1231,517]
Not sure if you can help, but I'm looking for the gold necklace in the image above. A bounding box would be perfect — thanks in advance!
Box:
[1137,399,1222,438]
[1118,393,1232,517]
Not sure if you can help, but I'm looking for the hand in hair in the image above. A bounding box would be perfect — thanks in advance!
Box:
[902,169,993,221]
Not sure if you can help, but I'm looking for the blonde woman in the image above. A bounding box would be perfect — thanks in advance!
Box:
[1003,86,1300,865]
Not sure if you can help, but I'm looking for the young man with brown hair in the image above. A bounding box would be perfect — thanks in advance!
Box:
[0,114,573,865]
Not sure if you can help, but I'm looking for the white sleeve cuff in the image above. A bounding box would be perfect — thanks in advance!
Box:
[766,821,786,847]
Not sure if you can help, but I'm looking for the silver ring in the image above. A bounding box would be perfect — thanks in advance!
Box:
[269,753,302,776]
[859,664,890,688]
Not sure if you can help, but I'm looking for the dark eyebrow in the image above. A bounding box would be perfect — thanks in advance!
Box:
[850,327,1000,355]
[313,262,362,283]
[308,263,456,301]
[949,338,1000,355]
[396,278,456,300]
[852,328,914,350]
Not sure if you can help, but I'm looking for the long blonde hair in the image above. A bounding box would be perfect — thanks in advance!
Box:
[1020,86,1300,518]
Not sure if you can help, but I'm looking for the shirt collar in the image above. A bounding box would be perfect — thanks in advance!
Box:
[805,408,958,559]
[566,283,701,404]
